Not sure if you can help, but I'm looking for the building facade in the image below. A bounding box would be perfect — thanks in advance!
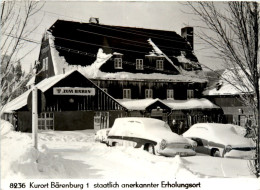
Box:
[203,69,255,127]
[2,19,222,132]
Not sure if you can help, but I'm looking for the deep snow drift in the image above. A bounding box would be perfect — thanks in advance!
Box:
[1,120,260,190]
[1,120,258,179]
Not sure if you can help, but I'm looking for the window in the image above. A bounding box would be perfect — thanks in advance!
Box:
[114,58,122,69]
[136,59,143,70]
[187,90,194,99]
[123,89,131,99]
[156,60,164,70]
[38,112,54,130]
[167,89,174,99]
[42,57,48,71]
[145,89,153,99]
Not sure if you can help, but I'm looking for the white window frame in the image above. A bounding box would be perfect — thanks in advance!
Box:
[156,60,164,70]
[145,89,153,99]
[187,90,194,99]
[123,89,131,99]
[136,59,144,70]
[114,58,122,69]
[38,112,54,130]
[167,89,174,99]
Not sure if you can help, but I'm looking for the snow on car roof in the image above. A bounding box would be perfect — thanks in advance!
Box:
[109,117,188,143]
[113,117,167,128]
[183,123,253,147]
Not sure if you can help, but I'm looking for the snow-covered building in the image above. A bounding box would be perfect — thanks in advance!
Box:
[203,69,255,127]
[1,70,126,131]
[2,19,222,132]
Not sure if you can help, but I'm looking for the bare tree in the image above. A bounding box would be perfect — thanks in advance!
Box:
[187,2,259,177]
[0,0,44,106]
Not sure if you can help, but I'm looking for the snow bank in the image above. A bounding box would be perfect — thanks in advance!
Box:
[1,119,15,136]
[2,128,257,180]
[1,128,90,179]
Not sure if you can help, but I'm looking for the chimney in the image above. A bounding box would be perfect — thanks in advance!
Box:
[89,17,99,24]
[181,27,194,50]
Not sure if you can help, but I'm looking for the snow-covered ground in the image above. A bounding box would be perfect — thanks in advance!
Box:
[1,120,260,189]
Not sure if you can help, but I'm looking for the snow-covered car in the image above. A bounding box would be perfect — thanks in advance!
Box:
[107,117,196,157]
[94,128,111,143]
[183,123,256,159]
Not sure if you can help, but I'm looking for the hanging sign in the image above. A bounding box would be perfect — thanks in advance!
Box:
[53,87,95,96]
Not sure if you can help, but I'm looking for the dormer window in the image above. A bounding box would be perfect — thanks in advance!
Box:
[136,59,143,70]
[156,60,164,70]
[114,58,122,69]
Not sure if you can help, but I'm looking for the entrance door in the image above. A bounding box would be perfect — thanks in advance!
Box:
[151,109,163,120]
[239,115,246,127]
[94,112,109,130]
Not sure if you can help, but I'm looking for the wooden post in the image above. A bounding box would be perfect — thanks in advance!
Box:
[32,86,38,149]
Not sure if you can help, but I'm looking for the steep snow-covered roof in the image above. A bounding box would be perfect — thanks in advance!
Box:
[117,98,219,111]
[1,70,76,113]
[1,70,126,113]
[49,35,207,83]
[47,20,206,83]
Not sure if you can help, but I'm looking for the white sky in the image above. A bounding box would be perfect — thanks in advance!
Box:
[5,1,224,72]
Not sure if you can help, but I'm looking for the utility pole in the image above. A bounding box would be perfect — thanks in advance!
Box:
[32,61,38,149]
[32,86,38,149]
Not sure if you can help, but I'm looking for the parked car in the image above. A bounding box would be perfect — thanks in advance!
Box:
[183,123,256,159]
[107,117,196,157]
[94,128,111,143]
